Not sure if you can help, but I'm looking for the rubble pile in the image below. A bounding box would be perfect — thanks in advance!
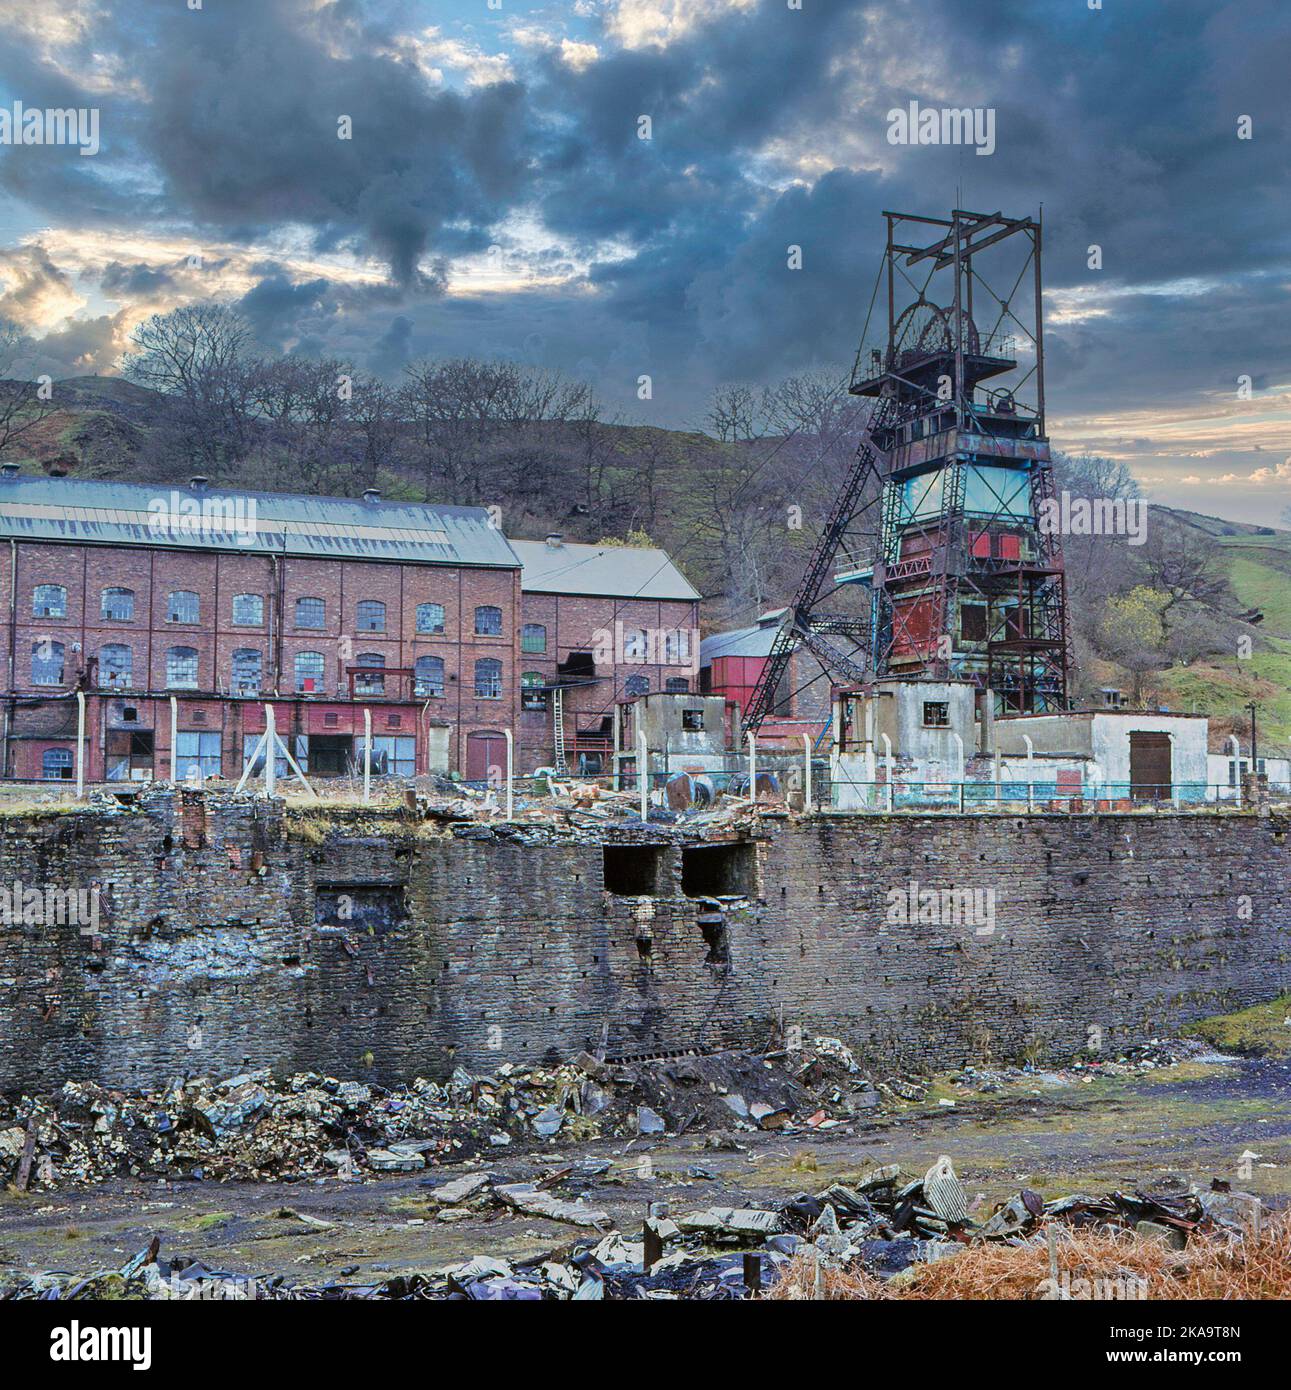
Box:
[1,1166,1270,1301]
[0,1043,859,1190]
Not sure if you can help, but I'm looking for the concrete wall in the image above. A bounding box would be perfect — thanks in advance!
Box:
[1,792,1288,1090]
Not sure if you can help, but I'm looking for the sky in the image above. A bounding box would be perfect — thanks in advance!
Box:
[0,0,1287,524]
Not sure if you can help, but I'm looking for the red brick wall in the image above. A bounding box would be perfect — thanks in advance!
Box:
[2,540,521,779]
[516,591,700,770]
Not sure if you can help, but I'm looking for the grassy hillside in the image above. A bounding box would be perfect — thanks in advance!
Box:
[1154,516,1291,747]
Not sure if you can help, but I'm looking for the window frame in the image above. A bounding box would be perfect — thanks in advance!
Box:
[99,642,133,688]
[474,656,503,699]
[416,601,445,635]
[101,587,135,622]
[356,599,386,633]
[167,590,200,625]
[165,645,200,689]
[32,584,67,619]
[294,650,326,694]
[414,654,445,698]
[294,596,326,630]
[474,605,503,637]
[31,639,66,686]
[232,593,265,626]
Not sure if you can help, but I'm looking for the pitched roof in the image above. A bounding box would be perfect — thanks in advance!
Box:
[0,474,518,568]
[509,538,699,600]
[700,610,788,663]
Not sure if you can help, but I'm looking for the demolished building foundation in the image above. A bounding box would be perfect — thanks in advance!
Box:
[1,788,1288,1093]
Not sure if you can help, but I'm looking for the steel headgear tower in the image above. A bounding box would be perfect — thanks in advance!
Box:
[742,207,1071,732]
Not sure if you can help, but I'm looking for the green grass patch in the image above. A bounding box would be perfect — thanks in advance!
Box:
[1183,994,1291,1058]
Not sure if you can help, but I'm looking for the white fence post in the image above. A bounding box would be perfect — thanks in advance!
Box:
[264,703,277,798]
[504,729,514,821]
[75,690,86,799]
[637,729,649,821]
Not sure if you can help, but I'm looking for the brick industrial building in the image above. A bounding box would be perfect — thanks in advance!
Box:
[0,469,699,784]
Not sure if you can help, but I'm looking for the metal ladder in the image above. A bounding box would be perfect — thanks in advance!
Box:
[552,686,568,776]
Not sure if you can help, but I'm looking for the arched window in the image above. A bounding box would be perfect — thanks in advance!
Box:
[663,628,691,664]
[295,596,325,629]
[416,602,445,634]
[165,645,199,688]
[665,677,690,693]
[355,652,385,695]
[232,648,262,694]
[42,747,73,780]
[521,671,548,710]
[99,643,132,688]
[625,674,649,697]
[33,584,66,618]
[623,628,648,662]
[101,586,134,621]
[357,600,386,632]
[167,590,199,624]
[474,605,502,636]
[31,640,65,685]
[521,623,547,654]
[232,593,264,625]
[474,657,502,698]
[295,650,325,693]
[414,655,444,697]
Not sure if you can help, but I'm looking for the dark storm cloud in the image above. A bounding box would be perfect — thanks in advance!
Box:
[0,0,1286,437]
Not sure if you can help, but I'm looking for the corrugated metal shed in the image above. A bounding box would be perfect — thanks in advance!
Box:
[0,475,519,568]
[510,538,699,601]
[700,610,788,663]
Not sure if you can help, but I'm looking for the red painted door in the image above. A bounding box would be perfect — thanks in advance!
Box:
[465,732,506,785]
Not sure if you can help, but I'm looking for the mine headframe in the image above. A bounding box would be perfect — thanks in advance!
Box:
[742,207,1073,735]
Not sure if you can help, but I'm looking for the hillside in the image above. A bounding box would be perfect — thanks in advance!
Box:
[2,377,1289,745]
[1153,516,1291,750]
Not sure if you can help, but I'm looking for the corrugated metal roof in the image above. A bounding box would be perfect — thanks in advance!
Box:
[700,610,788,663]
[510,538,699,600]
[0,475,519,568]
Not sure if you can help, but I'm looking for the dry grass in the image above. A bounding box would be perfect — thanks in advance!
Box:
[767,1212,1291,1300]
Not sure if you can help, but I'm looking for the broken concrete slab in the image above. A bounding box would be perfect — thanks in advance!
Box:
[494,1182,609,1228]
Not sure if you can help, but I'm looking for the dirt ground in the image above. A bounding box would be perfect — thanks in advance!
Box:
[1,1054,1286,1284]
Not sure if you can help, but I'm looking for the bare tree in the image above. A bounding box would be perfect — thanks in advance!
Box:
[0,319,57,457]
[123,304,256,475]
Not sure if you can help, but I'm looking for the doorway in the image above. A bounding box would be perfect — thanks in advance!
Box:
[1129,731,1172,801]
[465,731,506,786]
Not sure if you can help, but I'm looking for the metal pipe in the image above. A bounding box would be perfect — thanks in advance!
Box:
[881,732,893,812]
[75,690,85,798]
[503,728,514,821]
[170,694,179,784]
[1022,734,1035,812]
[802,732,812,810]
[363,706,372,804]
[1229,733,1241,808]
[747,730,757,808]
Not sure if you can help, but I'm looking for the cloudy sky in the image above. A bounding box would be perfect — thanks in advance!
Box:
[0,0,1287,522]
